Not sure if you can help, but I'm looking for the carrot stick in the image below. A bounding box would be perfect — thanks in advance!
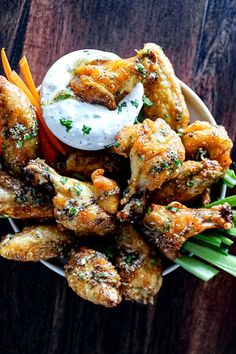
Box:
[39,122,58,165]
[19,56,40,102]
[1,48,12,81]
[9,70,66,155]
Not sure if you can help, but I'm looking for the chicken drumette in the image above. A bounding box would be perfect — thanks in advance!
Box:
[0,76,39,174]
[152,159,224,205]
[143,202,233,260]
[24,159,119,236]
[0,225,73,261]
[65,247,121,307]
[116,224,162,304]
[0,169,53,218]
[114,118,185,204]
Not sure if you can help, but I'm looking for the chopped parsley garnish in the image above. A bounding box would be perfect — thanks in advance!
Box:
[177,111,183,121]
[142,94,153,107]
[16,141,23,149]
[163,113,170,120]
[131,99,139,108]
[114,141,120,148]
[60,118,73,132]
[147,206,151,216]
[118,102,127,113]
[136,63,146,75]
[82,125,92,135]
[126,253,138,265]
[150,257,158,265]
[174,159,182,168]
[74,183,83,195]
[2,143,5,150]
[163,220,171,233]
[54,89,73,102]
[60,177,68,185]
[186,180,195,187]
[166,206,179,212]
[69,207,77,216]
[161,161,169,169]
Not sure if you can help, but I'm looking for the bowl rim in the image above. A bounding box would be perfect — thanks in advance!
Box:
[7,80,226,277]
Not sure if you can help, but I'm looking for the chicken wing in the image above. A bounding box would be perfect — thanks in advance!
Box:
[64,149,126,179]
[182,121,232,172]
[114,118,185,204]
[25,159,119,236]
[142,43,189,131]
[0,225,73,261]
[65,247,121,307]
[0,169,53,218]
[0,76,39,174]
[142,202,233,260]
[116,224,162,304]
[152,159,224,204]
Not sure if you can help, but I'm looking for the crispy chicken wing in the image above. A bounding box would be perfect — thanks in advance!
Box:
[0,225,73,261]
[0,169,53,218]
[114,118,185,204]
[0,76,39,174]
[182,121,232,172]
[25,159,119,236]
[142,43,189,131]
[65,247,121,307]
[152,159,224,204]
[65,149,126,179]
[116,224,162,304]
[143,202,233,260]
[91,169,120,214]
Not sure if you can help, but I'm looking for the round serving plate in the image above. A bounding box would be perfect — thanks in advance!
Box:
[8,80,226,277]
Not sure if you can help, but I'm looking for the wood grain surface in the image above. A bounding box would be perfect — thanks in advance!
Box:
[0,1,236,353]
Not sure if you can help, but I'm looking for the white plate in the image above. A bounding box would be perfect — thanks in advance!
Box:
[8,80,226,277]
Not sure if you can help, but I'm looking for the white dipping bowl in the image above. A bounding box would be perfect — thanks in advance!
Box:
[8,80,226,277]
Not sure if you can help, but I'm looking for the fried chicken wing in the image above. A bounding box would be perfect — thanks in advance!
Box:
[65,247,121,307]
[0,76,39,174]
[65,149,126,179]
[25,159,118,236]
[143,202,233,260]
[91,169,120,214]
[153,159,224,204]
[182,121,233,172]
[0,169,53,218]
[116,224,162,304]
[0,225,73,261]
[142,43,189,131]
[69,44,165,110]
[114,118,185,204]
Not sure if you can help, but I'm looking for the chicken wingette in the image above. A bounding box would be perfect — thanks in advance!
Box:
[143,202,233,260]
[182,121,233,172]
[0,225,73,261]
[0,169,53,218]
[114,118,185,204]
[116,224,162,304]
[65,247,121,307]
[142,43,189,131]
[152,159,224,205]
[0,76,39,174]
[25,159,119,236]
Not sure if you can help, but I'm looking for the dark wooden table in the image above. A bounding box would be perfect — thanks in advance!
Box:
[1,1,236,353]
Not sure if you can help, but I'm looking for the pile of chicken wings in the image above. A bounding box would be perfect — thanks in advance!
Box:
[0,44,233,307]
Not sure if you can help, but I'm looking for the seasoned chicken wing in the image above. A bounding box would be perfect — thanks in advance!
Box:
[0,225,73,261]
[152,159,224,204]
[182,121,233,172]
[91,169,120,214]
[143,202,233,260]
[65,247,121,307]
[25,159,119,236]
[114,118,185,204]
[65,149,126,179]
[0,169,53,218]
[116,224,162,304]
[142,43,189,131]
[0,76,39,174]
